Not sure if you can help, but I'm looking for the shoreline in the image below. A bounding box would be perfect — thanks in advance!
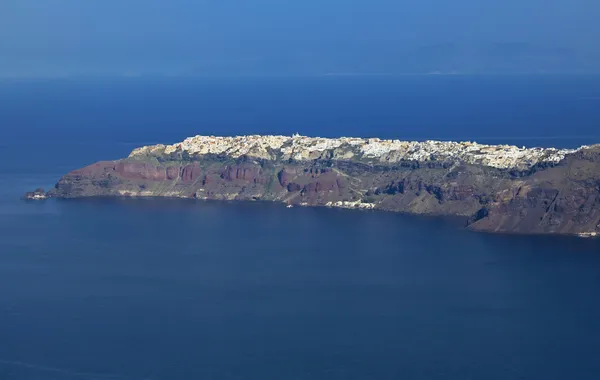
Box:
[24,134,600,237]
[30,194,600,239]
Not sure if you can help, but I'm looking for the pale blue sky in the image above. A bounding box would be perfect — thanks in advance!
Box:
[1,0,598,76]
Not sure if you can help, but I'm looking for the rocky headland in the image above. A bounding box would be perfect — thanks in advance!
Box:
[23,188,47,200]
[28,134,600,236]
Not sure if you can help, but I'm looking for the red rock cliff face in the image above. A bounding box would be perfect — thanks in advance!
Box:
[221,166,262,182]
[166,166,179,180]
[43,146,600,236]
[180,164,202,183]
[98,162,206,183]
[300,171,348,203]
[114,162,167,181]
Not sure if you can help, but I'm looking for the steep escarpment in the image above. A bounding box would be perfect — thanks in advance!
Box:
[470,146,600,235]
[31,134,600,236]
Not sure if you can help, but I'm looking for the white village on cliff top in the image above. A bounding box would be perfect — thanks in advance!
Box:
[130,134,581,170]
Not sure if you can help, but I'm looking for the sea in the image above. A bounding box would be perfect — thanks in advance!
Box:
[1,75,600,380]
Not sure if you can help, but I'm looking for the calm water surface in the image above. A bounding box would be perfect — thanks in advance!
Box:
[1,77,600,379]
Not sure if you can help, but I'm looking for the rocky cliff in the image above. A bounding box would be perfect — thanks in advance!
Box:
[30,134,600,236]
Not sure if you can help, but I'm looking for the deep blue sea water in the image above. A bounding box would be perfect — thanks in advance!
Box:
[1,76,600,380]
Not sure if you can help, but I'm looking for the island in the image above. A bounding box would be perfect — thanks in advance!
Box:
[27,134,600,237]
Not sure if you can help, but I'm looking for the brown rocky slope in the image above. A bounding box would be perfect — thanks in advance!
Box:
[27,135,600,236]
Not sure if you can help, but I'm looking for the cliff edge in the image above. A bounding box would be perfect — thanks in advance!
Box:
[31,134,600,236]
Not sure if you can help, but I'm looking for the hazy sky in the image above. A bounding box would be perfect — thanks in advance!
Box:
[1,0,598,76]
